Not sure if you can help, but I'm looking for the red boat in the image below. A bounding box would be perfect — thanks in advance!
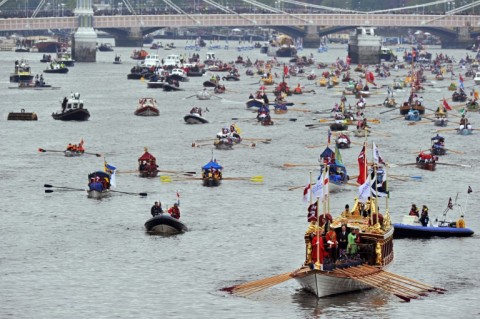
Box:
[138,148,159,177]
[416,151,437,171]
[34,38,65,53]
[131,49,149,60]
[134,98,159,116]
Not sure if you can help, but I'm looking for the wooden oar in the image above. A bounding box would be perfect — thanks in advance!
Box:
[44,184,85,191]
[38,148,101,157]
[437,162,472,168]
[407,120,432,126]
[334,268,412,302]
[287,185,304,191]
[444,148,465,155]
[191,142,213,148]
[283,163,318,168]
[390,115,404,120]
[45,189,85,193]
[434,128,457,132]
[221,271,294,296]
[380,108,397,114]
[110,190,147,197]
[158,169,196,175]
[183,94,196,99]
[223,176,264,182]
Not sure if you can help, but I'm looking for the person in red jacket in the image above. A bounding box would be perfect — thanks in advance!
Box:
[311,232,326,267]
[168,203,180,219]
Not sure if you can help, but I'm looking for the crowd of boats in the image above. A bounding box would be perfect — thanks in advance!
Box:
[9,34,478,302]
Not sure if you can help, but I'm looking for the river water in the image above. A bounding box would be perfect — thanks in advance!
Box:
[1,40,479,318]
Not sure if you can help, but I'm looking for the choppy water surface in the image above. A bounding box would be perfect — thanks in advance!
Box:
[1,41,479,318]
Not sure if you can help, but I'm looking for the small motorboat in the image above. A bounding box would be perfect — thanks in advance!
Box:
[113,55,122,64]
[134,98,159,116]
[184,107,208,124]
[55,51,75,67]
[52,92,90,121]
[98,43,114,52]
[10,59,34,83]
[246,98,265,109]
[163,83,184,92]
[44,62,69,74]
[131,49,149,60]
[144,214,188,234]
[394,200,474,238]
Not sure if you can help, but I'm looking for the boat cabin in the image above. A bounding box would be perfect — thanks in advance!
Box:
[205,52,216,61]
[171,68,187,77]
[144,54,161,67]
[163,54,181,67]
[66,93,84,110]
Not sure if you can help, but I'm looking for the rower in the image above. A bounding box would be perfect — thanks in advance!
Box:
[459,115,472,130]
[151,201,163,217]
[168,203,180,219]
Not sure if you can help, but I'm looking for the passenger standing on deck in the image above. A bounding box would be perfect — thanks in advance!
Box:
[151,201,163,217]
[347,227,360,255]
[420,205,430,226]
[338,224,348,257]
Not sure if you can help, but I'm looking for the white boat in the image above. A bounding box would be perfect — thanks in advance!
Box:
[474,72,480,85]
[143,54,161,68]
[196,89,211,100]
[163,54,182,67]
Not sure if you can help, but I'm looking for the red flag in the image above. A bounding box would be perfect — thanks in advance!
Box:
[283,65,288,76]
[357,144,367,185]
[443,98,452,111]
[303,183,311,202]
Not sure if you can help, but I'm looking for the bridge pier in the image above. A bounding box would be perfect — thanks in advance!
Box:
[302,26,321,48]
[114,28,143,47]
[348,27,381,64]
[441,28,474,49]
[72,0,97,62]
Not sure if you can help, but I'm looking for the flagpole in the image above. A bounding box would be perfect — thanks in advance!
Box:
[373,163,379,226]
[315,197,321,270]
[325,164,329,222]
[309,171,313,206]
[464,189,470,218]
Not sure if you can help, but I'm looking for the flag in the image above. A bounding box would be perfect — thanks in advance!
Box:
[370,170,388,198]
[176,190,180,206]
[447,197,453,209]
[372,142,385,165]
[357,144,367,185]
[358,175,371,203]
[327,129,332,144]
[104,160,117,188]
[303,183,311,203]
[468,186,472,194]
[283,64,288,76]
[312,171,329,200]
[443,98,452,111]
[334,145,343,166]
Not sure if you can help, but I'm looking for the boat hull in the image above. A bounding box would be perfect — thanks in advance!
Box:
[52,109,90,121]
[294,269,372,298]
[139,170,159,178]
[44,68,69,74]
[87,189,110,199]
[393,223,474,238]
[144,215,188,234]
[330,123,348,132]
[134,106,159,116]
[64,150,84,157]
[246,99,265,109]
[203,177,222,187]
[10,74,34,83]
[184,114,208,124]
[416,162,436,170]
[457,128,473,135]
